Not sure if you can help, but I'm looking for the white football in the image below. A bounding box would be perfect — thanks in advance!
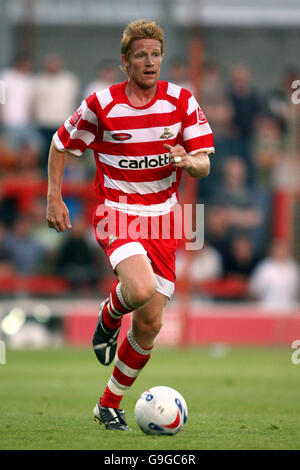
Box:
[135,386,188,435]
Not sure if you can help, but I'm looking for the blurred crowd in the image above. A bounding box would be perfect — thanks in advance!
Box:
[0,53,299,307]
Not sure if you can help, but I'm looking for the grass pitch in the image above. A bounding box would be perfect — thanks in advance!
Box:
[0,345,300,450]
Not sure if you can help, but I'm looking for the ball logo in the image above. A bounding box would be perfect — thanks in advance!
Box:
[145,392,154,402]
[175,397,187,423]
[175,397,182,413]
[163,410,180,429]
[149,422,164,432]
[112,133,132,141]
[135,386,188,436]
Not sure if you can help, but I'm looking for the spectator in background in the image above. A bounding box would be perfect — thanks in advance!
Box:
[265,66,299,137]
[210,156,263,236]
[253,116,282,188]
[228,64,261,185]
[83,60,119,97]
[0,182,18,228]
[62,154,89,222]
[266,67,300,193]
[32,54,80,169]
[201,62,235,145]
[0,126,43,182]
[3,216,46,276]
[176,242,223,284]
[0,55,41,151]
[0,222,16,277]
[207,156,270,258]
[0,133,17,178]
[15,142,42,181]
[204,205,230,262]
[229,64,261,140]
[249,239,300,310]
[223,232,259,278]
[55,217,100,291]
[63,153,89,182]
[30,197,63,254]
[168,58,195,94]
[198,61,235,199]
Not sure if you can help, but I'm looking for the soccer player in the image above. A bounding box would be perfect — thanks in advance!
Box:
[46,19,214,431]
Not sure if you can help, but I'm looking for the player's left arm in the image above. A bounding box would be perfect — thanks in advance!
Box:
[164,143,210,178]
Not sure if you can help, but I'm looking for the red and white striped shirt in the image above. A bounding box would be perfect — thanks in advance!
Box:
[54,80,214,216]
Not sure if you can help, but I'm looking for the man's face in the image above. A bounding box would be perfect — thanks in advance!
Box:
[122,39,162,89]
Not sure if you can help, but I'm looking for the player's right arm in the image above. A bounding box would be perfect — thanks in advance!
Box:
[46,93,99,232]
[46,140,72,233]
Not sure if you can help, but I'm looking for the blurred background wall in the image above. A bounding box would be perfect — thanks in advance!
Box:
[2,0,300,89]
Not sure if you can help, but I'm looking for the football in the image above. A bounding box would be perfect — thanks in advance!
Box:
[134,386,188,435]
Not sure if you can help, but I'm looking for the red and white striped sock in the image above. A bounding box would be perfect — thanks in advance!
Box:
[102,281,132,330]
[100,329,153,409]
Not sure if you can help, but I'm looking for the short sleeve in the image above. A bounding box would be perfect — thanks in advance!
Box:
[182,93,215,156]
[53,93,99,157]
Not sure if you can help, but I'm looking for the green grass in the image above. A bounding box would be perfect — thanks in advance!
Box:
[0,346,300,450]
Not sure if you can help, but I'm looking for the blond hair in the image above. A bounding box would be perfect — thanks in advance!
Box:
[120,19,164,74]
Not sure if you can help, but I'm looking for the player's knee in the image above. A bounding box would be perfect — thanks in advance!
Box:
[133,316,163,339]
[127,278,156,309]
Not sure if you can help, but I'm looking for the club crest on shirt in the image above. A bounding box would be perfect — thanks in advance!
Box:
[108,234,118,246]
[159,128,174,139]
[197,107,207,124]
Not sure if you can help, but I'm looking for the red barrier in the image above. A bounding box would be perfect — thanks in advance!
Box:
[2,178,96,213]
[0,275,69,294]
[63,304,300,347]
